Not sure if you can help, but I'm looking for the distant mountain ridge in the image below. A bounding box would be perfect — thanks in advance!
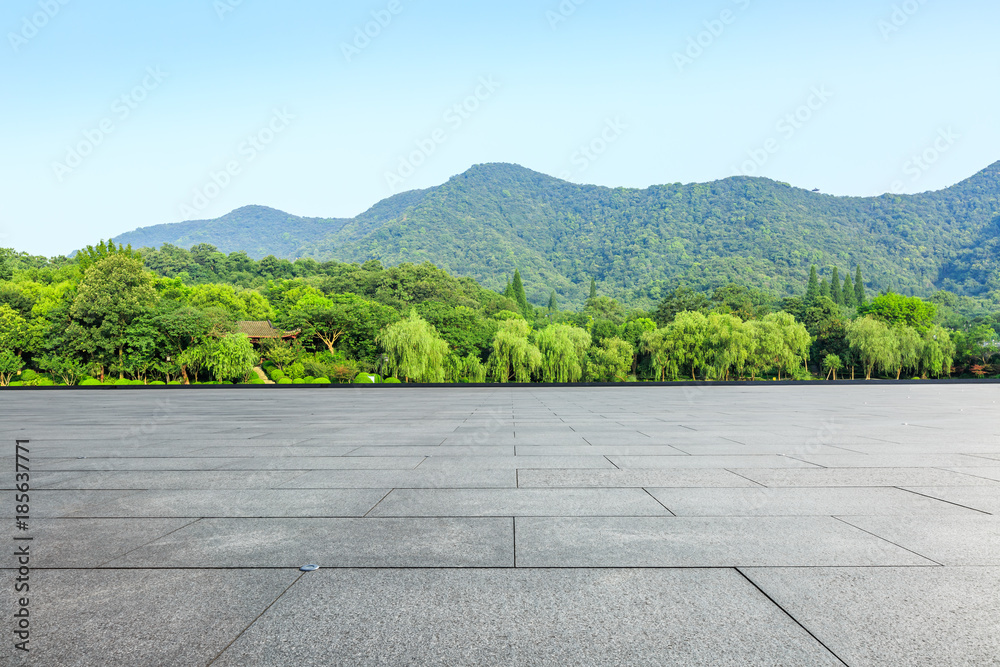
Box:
[113,162,1000,307]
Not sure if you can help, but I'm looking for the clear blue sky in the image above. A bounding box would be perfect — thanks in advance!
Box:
[2,0,998,256]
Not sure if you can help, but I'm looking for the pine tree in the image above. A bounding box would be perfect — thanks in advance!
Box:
[819,278,830,299]
[854,266,866,306]
[547,290,558,313]
[830,267,842,304]
[805,265,819,301]
[502,279,515,303]
[842,273,856,308]
[589,277,597,299]
[512,270,528,314]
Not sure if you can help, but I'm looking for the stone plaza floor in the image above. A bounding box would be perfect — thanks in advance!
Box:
[2,384,999,665]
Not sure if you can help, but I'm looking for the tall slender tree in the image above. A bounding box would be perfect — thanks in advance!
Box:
[805,265,820,301]
[511,270,529,314]
[854,266,866,306]
[842,273,857,308]
[829,267,842,304]
[589,277,597,299]
[547,290,558,313]
[819,278,830,300]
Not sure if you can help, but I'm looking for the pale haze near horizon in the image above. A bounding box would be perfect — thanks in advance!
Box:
[2,0,998,256]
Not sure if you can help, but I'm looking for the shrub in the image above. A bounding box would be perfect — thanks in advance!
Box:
[303,360,328,378]
[248,378,266,385]
[293,378,309,384]
[287,362,305,379]
[115,378,132,386]
[8,381,23,387]
[80,378,102,386]
[36,378,55,386]
[383,377,402,384]
[20,370,38,382]
[268,368,286,382]
[303,376,315,383]
[313,377,331,384]
[148,381,166,386]
[354,373,381,384]
[277,378,293,385]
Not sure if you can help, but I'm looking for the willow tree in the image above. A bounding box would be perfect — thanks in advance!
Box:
[920,325,954,378]
[377,310,449,383]
[705,313,750,381]
[587,337,634,382]
[207,333,257,383]
[763,312,812,380]
[893,326,923,379]
[846,316,897,380]
[535,324,590,383]
[641,327,679,381]
[488,318,541,383]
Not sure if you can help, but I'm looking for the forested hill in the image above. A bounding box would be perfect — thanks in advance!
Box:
[112,161,1000,308]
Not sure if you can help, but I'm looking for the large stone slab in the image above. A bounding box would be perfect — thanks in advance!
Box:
[646,487,981,516]
[516,516,938,567]
[0,569,299,667]
[211,569,842,666]
[369,488,671,517]
[743,567,1000,667]
[104,517,514,568]
[838,515,1000,566]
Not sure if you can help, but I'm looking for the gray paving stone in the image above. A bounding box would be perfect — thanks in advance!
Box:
[839,515,1000,566]
[516,517,937,567]
[795,453,998,468]
[945,466,1000,482]
[103,517,513,568]
[211,569,842,666]
[513,444,688,456]
[348,445,514,456]
[279,469,516,489]
[34,457,245,471]
[56,489,389,518]
[607,455,821,469]
[735,467,1000,487]
[516,468,761,488]
[646,487,981,517]
[0,569,299,667]
[216,456,425,470]
[369,488,671,517]
[17,518,195,567]
[418,455,616,469]
[742,567,1000,667]
[39,470,309,490]
[900,486,1000,514]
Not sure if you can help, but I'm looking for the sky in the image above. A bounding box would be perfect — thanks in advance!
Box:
[2,0,999,256]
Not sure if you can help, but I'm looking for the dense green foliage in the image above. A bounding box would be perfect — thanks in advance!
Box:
[112,162,1000,309]
[4,217,1000,386]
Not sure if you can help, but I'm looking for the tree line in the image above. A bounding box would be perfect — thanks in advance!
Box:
[0,244,997,386]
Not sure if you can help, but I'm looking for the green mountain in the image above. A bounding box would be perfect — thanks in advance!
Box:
[113,162,1000,308]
